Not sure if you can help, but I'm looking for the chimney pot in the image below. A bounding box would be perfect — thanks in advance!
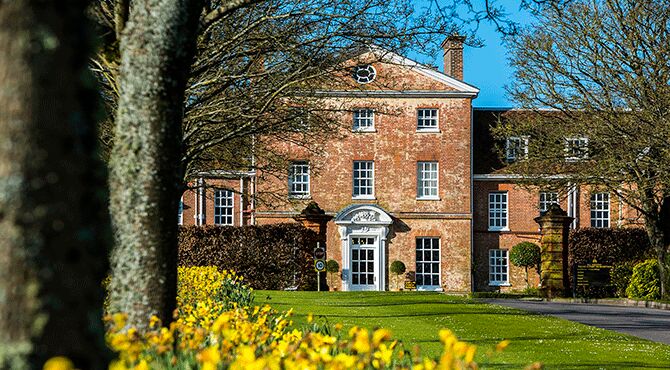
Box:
[441,35,466,80]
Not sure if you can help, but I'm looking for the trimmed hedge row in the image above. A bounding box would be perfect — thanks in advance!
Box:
[568,227,652,266]
[178,224,318,290]
[568,227,653,297]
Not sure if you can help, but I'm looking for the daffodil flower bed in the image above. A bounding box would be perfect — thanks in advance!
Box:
[103,267,507,370]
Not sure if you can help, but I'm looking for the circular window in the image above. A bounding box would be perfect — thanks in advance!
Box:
[352,64,376,84]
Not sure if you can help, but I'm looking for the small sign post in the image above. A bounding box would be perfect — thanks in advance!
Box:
[314,242,326,292]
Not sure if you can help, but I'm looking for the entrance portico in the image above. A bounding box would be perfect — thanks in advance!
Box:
[334,204,392,291]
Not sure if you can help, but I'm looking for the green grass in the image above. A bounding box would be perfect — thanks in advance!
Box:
[258,291,670,369]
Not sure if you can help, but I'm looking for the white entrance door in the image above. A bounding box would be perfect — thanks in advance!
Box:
[350,237,377,291]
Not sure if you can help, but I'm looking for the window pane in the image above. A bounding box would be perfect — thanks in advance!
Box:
[288,161,310,197]
[488,249,508,285]
[415,237,440,287]
[214,189,234,226]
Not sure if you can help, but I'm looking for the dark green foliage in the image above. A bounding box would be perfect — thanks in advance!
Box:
[510,242,541,268]
[510,242,541,289]
[390,260,406,275]
[627,259,661,300]
[569,228,652,297]
[326,259,339,273]
[178,224,318,290]
[611,261,635,298]
[568,228,652,267]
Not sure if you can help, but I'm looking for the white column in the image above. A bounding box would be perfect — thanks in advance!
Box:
[339,226,350,291]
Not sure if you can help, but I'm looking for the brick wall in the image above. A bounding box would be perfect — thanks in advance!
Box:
[472,180,641,291]
[255,91,474,292]
[180,178,250,227]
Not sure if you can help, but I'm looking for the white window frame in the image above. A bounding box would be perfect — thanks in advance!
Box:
[352,161,375,199]
[416,237,441,290]
[214,189,234,226]
[488,192,509,231]
[417,161,439,200]
[288,161,310,198]
[353,109,375,132]
[417,108,439,132]
[539,191,559,213]
[489,249,509,286]
[590,192,610,228]
[505,136,529,162]
[565,137,589,161]
[178,196,184,225]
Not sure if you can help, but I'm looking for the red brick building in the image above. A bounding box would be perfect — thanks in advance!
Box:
[179,37,640,292]
[472,109,642,291]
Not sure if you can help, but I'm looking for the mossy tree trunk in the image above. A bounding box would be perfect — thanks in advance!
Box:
[108,0,203,331]
[0,1,110,368]
[642,195,670,298]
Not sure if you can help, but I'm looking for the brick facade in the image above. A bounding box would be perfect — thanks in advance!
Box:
[179,44,642,293]
[471,108,643,292]
[180,176,253,227]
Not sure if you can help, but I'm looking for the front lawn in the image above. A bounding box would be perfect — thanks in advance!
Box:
[260,291,670,369]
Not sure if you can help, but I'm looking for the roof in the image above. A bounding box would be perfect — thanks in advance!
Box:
[370,46,480,95]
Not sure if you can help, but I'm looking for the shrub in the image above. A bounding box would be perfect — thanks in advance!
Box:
[611,261,635,298]
[326,259,340,290]
[389,261,406,290]
[626,259,661,300]
[510,242,541,289]
[569,228,652,297]
[326,259,340,273]
[569,227,652,267]
[390,260,406,275]
[177,266,254,312]
[179,224,319,290]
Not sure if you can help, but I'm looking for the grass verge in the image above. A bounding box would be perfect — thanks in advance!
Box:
[259,291,670,369]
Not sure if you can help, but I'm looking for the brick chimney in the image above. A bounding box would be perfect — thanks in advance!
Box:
[442,35,466,80]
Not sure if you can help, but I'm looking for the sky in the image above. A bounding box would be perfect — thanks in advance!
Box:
[416,2,535,108]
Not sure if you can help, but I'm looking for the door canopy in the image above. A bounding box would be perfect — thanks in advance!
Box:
[333,204,393,226]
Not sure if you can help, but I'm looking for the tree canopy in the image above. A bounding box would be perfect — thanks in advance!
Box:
[499,0,670,296]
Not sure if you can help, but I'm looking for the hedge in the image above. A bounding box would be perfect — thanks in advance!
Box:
[568,227,653,297]
[178,224,318,290]
[568,227,652,266]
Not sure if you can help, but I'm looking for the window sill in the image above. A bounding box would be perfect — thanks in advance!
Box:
[352,195,376,200]
[289,195,312,200]
[417,286,443,292]
[489,283,511,287]
[416,129,441,133]
[488,228,510,232]
[352,128,376,133]
[417,197,441,201]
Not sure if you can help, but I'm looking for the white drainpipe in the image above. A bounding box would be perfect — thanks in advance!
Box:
[198,177,205,225]
[239,177,244,226]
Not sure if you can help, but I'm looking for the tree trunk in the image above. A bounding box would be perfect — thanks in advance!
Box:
[108,0,203,330]
[524,266,529,290]
[642,196,670,299]
[0,1,110,369]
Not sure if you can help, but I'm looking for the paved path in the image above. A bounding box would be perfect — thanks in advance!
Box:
[486,299,670,345]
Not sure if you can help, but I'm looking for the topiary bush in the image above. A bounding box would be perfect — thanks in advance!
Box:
[390,261,406,290]
[510,242,541,289]
[390,260,406,275]
[326,259,340,290]
[178,224,318,290]
[626,259,661,300]
[326,259,339,273]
